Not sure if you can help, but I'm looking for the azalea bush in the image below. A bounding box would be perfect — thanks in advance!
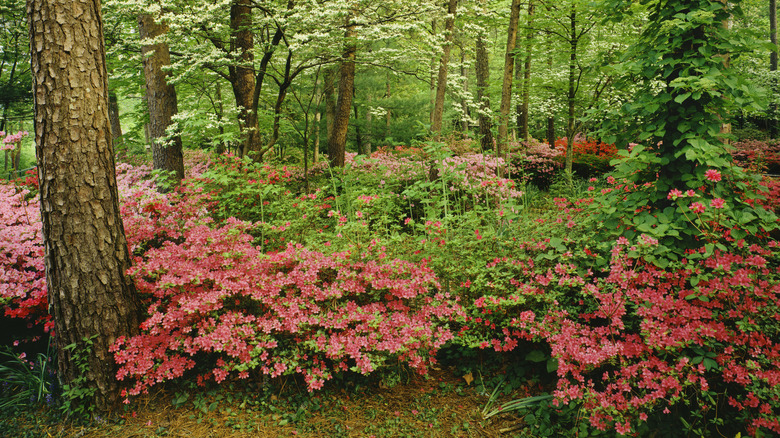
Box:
[731,139,780,174]
[0,182,48,331]
[112,191,461,395]
[465,235,780,436]
[554,136,619,178]
[509,139,563,189]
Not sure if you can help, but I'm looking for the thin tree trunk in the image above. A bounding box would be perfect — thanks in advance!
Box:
[770,0,777,137]
[108,90,122,146]
[385,74,392,140]
[520,1,535,141]
[313,79,322,163]
[324,66,337,156]
[547,117,555,146]
[353,102,364,154]
[546,32,555,145]
[431,0,458,139]
[429,19,437,127]
[497,0,523,155]
[475,34,494,151]
[460,54,470,133]
[138,14,184,183]
[365,94,372,154]
[28,0,142,412]
[565,6,577,176]
[214,81,226,154]
[229,0,258,159]
[328,13,357,168]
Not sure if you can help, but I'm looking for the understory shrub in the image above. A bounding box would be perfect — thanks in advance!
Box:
[466,237,780,436]
[112,215,462,396]
[0,183,48,331]
[555,136,619,179]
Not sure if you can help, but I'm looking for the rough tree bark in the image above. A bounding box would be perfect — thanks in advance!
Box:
[497,0,523,155]
[27,0,142,412]
[138,13,184,182]
[430,0,458,139]
[328,13,356,168]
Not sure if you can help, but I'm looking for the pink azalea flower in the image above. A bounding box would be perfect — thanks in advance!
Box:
[689,202,706,213]
[667,189,682,200]
[704,169,722,182]
[710,198,726,209]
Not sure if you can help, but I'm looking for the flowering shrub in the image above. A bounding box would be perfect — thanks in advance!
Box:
[112,217,462,395]
[0,130,29,152]
[466,237,780,436]
[555,136,619,178]
[0,183,48,331]
[438,154,522,202]
[731,139,780,174]
[509,139,563,189]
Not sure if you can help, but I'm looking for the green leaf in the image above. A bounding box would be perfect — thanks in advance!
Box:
[526,350,547,363]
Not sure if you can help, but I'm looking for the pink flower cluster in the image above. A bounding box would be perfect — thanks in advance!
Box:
[465,239,780,435]
[1,130,29,151]
[111,186,462,395]
[0,183,48,330]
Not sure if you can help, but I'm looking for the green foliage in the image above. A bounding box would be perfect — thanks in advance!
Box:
[0,344,54,411]
[60,336,98,420]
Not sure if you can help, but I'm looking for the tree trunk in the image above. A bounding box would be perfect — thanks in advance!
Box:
[229,0,259,159]
[770,0,777,137]
[475,34,494,152]
[519,1,535,141]
[138,14,184,183]
[365,94,372,154]
[459,55,470,133]
[324,66,337,157]
[313,79,322,163]
[353,102,364,155]
[107,90,122,146]
[328,14,356,168]
[431,0,458,139]
[28,0,142,413]
[214,81,226,154]
[547,117,555,146]
[565,6,577,176]
[497,0,523,156]
[385,74,392,140]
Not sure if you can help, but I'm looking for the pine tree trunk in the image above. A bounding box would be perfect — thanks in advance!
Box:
[28,0,142,413]
[138,14,184,182]
[475,34,494,152]
[431,0,458,139]
[497,0,523,156]
[328,14,356,168]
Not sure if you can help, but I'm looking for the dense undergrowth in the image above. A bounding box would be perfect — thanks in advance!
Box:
[2,137,780,437]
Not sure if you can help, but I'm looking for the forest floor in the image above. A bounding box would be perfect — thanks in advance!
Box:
[5,364,547,438]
